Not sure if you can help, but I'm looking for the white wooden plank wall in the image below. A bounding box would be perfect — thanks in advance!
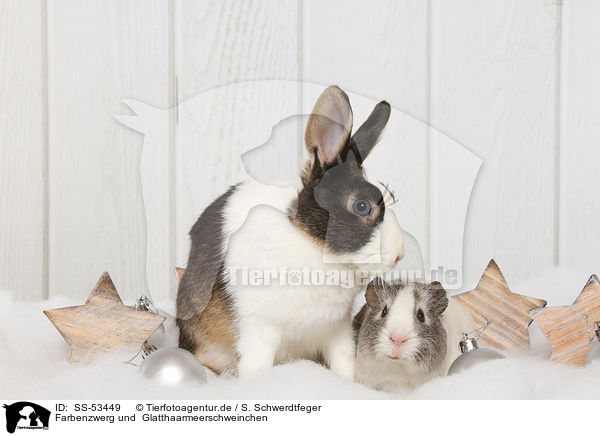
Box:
[0,0,47,299]
[47,0,171,300]
[1,0,599,301]
[559,0,600,276]
[430,0,560,290]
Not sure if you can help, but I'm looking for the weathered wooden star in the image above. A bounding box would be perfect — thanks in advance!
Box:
[174,267,185,284]
[530,275,600,366]
[44,272,165,364]
[452,259,547,351]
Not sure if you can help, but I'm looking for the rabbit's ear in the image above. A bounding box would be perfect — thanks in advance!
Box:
[351,101,391,163]
[305,86,353,165]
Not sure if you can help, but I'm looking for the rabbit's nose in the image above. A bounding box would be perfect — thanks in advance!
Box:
[394,255,401,264]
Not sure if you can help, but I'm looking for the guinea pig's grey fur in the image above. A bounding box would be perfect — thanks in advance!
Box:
[353,278,474,391]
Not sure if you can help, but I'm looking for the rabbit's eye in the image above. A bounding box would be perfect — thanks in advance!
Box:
[417,309,425,323]
[352,199,372,216]
[381,305,388,318]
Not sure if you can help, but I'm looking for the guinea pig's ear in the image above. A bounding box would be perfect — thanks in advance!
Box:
[429,281,449,316]
[350,100,391,164]
[365,277,385,308]
[305,86,353,167]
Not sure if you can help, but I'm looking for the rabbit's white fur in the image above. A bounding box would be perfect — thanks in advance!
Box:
[221,179,404,379]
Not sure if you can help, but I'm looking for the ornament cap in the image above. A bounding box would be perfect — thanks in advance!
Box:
[459,334,480,354]
[142,343,158,358]
[135,296,151,312]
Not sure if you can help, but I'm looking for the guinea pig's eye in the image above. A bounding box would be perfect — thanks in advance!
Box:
[417,309,425,323]
[352,199,372,217]
[381,305,388,318]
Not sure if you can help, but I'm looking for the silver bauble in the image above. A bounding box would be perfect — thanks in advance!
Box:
[139,347,207,386]
[448,334,504,375]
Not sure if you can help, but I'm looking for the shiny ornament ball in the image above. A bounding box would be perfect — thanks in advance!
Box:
[448,347,505,375]
[139,347,207,386]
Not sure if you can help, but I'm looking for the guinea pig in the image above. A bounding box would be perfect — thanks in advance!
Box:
[353,278,475,391]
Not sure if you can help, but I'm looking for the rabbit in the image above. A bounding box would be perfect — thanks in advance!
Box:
[353,278,475,391]
[176,85,405,380]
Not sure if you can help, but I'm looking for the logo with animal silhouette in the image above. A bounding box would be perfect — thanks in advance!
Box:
[2,402,50,434]
[115,80,482,298]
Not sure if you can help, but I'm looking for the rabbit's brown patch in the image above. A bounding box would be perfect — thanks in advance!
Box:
[186,289,238,375]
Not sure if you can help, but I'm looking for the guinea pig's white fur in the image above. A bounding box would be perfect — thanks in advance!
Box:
[222,180,405,379]
[355,288,475,391]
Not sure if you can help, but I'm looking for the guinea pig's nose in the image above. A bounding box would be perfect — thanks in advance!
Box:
[390,336,408,346]
[394,255,401,264]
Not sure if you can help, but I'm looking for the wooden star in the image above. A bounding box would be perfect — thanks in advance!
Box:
[174,267,185,284]
[44,272,165,364]
[530,275,600,366]
[452,259,547,351]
